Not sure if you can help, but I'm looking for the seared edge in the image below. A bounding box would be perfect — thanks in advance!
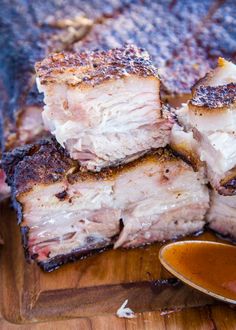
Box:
[190,83,236,110]
[38,245,114,272]
[2,138,76,195]
[35,44,159,87]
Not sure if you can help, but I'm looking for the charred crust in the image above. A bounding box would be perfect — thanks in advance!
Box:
[191,69,215,94]
[2,143,41,186]
[190,83,236,110]
[35,44,159,87]
[20,226,31,260]
[55,190,68,201]
[15,200,24,224]
[38,245,112,272]
[3,138,78,195]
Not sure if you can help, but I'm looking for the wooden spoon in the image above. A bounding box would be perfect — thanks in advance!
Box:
[159,240,236,304]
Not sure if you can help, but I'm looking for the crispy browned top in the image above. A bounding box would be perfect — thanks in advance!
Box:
[2,139,76,195]
[3,138,186,196]
[190,83,236,110]
[35,44,159,87]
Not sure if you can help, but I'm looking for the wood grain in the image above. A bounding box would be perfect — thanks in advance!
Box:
[1,306,236,329]
[0,203,229,324]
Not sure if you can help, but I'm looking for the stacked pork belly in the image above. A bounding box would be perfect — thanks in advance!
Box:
[3,45,210,271]
[172,58,236,241]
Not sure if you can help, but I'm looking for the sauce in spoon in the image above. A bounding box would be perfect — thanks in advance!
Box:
[159,241,236,304]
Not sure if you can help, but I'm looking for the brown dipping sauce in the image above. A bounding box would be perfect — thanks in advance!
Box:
[160,241,236,302]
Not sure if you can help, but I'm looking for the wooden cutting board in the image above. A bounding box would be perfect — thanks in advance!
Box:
[0,202,229,324]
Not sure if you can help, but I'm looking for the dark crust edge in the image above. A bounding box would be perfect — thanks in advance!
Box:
[2,137,75,224]
[2,142,41,187]
[2,137,77,196]
[190,83,236,110]
[3,139,180,197]
[191,67,215,93]
[38,245,112,272]
[21,227,205,272]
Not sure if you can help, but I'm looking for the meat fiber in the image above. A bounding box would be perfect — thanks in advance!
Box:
[35,46,172,171]
[3,139,209,271]
[175,59,236,195]
[207,191,236,241]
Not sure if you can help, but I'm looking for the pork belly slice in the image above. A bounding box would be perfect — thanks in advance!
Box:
[3,140,121,270]
[3,140,209,271]
[207,191,236,241]
[174,59,236,195]
[114,161,209,248]
[168,103,205,174]
[170,122,203,171]
[35,45,172,171]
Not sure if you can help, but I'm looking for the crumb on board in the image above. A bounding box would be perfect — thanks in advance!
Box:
[116,299,136,319]
[160,308,182,316]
